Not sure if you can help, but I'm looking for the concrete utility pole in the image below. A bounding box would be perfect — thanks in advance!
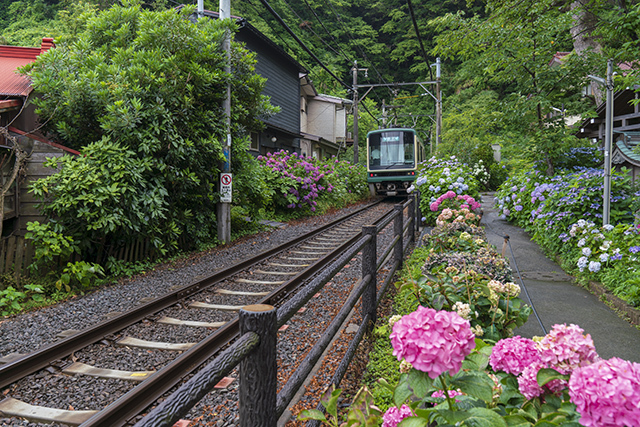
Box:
[217,0,232,244]
[351,61,369,164]
[197,0,204,18]
[352,61,359,164]
[603,59,614,226]
[588,59,614,226]
[435,57,442,150]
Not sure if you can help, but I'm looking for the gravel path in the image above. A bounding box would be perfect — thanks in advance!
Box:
[0,200,405,427]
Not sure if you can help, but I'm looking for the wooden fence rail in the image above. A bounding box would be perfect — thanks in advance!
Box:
[132,196,418,427]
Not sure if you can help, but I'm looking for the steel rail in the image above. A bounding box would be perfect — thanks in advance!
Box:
[0,200,383,392]
[83,204,394,427]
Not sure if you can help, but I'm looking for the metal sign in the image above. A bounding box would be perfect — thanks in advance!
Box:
[220,173,232,203]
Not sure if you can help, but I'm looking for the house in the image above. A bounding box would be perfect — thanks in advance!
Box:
[299,73,350,158]
[191,8,350,159]
[575,88,640,181]
[0,38,79,236]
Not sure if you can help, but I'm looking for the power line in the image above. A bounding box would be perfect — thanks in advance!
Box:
[282,0,352,65]
[256,0,350,89]
[300,0,353,65]
[407,0,433,81]
[325,2,389,90]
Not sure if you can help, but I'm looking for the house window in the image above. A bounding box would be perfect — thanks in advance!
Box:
[250,132,259,151]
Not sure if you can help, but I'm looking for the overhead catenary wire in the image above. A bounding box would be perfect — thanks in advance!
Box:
[298,0,352,65]
[324,1,391,101]
[279,0,351,64]
[256,0,350,90]
[407,0,433,82]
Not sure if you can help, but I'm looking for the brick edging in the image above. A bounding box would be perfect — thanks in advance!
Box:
[585,281,640,327]
[555,255,640,328]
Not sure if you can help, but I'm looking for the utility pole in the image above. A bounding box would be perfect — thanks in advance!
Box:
[603,59,614,226]
[351,62,369,164]
[588,59,614,226]
[381,99,386,128]
[352,61,359,164]
[217,0,232,244]
[197,0,204,18]
[435,57,442,150]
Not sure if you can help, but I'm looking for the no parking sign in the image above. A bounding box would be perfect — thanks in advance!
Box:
[220,173,232,203]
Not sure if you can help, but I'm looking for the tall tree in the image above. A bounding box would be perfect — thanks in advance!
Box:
[431,0,593,173]
[24,0,277,259]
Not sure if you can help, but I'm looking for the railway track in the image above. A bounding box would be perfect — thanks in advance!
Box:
[0,200,397,427]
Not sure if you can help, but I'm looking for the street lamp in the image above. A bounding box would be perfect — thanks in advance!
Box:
[588,59,614,226]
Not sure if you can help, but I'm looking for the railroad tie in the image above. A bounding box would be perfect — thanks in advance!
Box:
[116,336,196,351]
[253,270,299,275]
[234,278,286,285]
[268,262,310,267]
[157,316,227,328]
[62,362,154,382]
[215,289,271,296]
[189,301,246,310]
[0,397,98,426]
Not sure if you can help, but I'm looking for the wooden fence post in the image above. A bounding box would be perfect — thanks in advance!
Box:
[239,304,277,427]
[361,226,377,327]
[394,204,403,268]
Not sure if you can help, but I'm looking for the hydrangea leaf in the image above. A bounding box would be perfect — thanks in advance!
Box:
[451,370,495,403]
[407,369,432,399]
[536,368,568,387]
[464,407,507,427]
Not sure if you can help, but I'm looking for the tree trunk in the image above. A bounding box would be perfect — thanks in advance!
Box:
[570,0,605,105]
[0,129,29,238]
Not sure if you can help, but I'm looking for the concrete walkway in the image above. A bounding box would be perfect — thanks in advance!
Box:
[480,192,640,363]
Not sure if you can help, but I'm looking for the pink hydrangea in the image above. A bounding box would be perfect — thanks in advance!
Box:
[569,357,640,427]
[390,307,476,379]
[490,336,541,375]
[517,361,566,400]
[536,324,599,374]
[382,404,414,427]
[431,388,464,403]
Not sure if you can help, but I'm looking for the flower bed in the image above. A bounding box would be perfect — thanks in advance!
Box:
[301,197,640,427]
[258,150,369,216]
[410,156,482,225]
[494,166,640,306]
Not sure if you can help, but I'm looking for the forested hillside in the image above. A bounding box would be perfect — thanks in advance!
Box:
[3,0,640,167]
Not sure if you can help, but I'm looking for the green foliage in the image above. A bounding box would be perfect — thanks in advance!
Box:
[0,286,26,316]
[0,283,46,316]
[430,0,597,173]
[258,151,369,218]
[438,89,502,167]
[26,221,79,272]
[23,1,276,262]
[30,141,175,257]
[495,165,640,305]
[299,386,381,426]
[55,260,104,292]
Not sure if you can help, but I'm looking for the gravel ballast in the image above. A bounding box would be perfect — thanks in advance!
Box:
[1,200,409,427]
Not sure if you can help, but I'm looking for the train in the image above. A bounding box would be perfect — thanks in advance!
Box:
[366,127,426,196]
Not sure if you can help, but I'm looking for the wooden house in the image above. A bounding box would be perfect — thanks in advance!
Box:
[300,73,351,158]
[575,89,640,181]
[191,8,351,159]
[0,38,78,237]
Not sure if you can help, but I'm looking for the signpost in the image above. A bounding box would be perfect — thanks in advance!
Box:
[220,173,232,203]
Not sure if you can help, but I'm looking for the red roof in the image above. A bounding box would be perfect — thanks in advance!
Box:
[0,38,54,97]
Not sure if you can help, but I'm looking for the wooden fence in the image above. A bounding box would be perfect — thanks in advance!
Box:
[0,234,158,285]
[131,197,419,427]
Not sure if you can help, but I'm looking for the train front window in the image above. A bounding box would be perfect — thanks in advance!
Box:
[369,131,415,169]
